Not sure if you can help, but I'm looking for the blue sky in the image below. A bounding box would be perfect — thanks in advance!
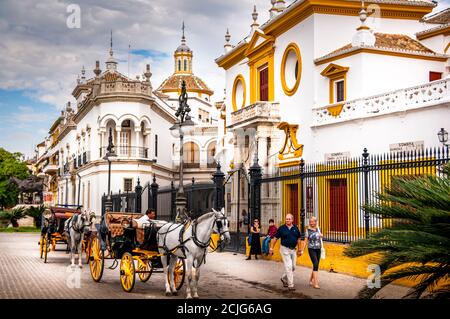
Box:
[0,0,448,158]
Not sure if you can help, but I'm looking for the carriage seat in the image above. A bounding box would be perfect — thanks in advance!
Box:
[135,220,168,250]
[105,212,142,238]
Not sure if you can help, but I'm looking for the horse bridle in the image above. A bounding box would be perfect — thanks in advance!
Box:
[192,213,229,249]
[214,214,230,238]
[71,213,93,233]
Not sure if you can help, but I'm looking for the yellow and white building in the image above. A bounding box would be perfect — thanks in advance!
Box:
[34,29,218,217]
[215,0,450,230]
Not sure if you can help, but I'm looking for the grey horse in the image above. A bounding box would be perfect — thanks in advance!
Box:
[64,210,95,268]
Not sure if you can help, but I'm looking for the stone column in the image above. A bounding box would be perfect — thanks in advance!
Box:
[135,128,141,157]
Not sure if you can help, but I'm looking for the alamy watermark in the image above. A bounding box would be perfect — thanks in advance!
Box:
[366,264,381,289]
[66,4,81,29]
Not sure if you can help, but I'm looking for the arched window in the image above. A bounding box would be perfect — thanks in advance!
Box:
[184,59,187,71]
[207,142,216,168]
[178,60,181,72]
[183,142,199,168]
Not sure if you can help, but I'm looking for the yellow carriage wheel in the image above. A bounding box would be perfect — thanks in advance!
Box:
[39,234,45,259]
[137,259,152,283]
[168,258,186,291]
[120,253,136,292]
[43,234,50,263]
[89,236,104,282]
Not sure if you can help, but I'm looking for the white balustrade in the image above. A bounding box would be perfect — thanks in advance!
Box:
[312,78,450,126]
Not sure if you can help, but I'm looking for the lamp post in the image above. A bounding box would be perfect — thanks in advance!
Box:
[103,127,117,214]
[170,80,195,222]
[437,128,449,149]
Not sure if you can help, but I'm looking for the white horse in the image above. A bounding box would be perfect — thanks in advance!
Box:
[157,208,230,299]
[64,210,95,268]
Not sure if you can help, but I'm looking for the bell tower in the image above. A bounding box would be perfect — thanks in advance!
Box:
[174,22,193,74]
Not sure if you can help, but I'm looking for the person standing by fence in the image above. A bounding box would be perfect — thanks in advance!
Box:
[300,216,323,289]
[247,218,262,260]
[269,213,304,290]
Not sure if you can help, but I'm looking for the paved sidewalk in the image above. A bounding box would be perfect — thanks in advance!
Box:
[204,251,410,299]
[0,233,410,299]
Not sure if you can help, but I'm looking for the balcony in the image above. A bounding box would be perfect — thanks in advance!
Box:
[229,101,281,129]
[100,146,149,159]
[43,163,58,174]
[312,78,450,127]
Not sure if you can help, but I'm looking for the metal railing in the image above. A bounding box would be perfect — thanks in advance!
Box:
[258,147,449,243]
[99,146,149,159]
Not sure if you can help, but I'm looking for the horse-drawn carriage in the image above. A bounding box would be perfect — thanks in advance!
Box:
[88,212,186,292]
[39,205,95,264]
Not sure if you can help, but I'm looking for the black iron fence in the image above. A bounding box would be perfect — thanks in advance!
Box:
[156,179,216,221]
[101,190,137,215]
[256,147,449,243]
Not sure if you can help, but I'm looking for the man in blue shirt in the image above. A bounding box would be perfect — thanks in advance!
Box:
[269,213,304,290]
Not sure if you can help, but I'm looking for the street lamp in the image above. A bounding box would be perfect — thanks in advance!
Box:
[103,127,117,214]
[437,128,449,149]
[170,80,195,222]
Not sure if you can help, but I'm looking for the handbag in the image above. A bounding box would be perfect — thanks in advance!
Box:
[247,233,252,245]
[318,227,326,260]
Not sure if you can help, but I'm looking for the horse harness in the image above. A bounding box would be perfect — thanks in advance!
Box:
[158,214,229,268]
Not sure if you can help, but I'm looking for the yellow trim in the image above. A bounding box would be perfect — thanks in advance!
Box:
[327,103,344,116]
[281,43,302,96]
[232,74,246,112]
[216,45,248,70]
[321,63,349,105]
[277,122,304,160]
[249,52,275,103]
[281,178,301,225]
[445,42,450,54]
[329,75,347,105]
[416,25,450,41]
[216,1,434,70]
[317,162,359,239]
[315,47,448,66]
[277,160,301,168]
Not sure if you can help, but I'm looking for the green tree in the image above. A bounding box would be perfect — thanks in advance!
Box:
[344,163,450,299]
[0,148,29,209]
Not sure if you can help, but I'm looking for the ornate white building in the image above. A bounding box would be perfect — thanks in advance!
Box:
[215,0,450,231]
[35,28,218,217]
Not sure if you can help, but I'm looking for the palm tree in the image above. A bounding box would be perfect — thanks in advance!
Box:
[26,204,46,228]
[344,163,450,299]
[0,206,26,228]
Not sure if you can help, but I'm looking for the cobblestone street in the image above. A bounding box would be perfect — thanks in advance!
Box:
[0,233,409,299]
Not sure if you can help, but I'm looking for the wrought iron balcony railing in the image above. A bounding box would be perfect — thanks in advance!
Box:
[99,146,149,159]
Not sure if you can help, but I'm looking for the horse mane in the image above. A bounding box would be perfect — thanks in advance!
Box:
[195,211,216,224]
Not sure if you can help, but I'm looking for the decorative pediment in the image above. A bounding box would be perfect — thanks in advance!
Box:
[244,29,275,60]
[277,122,304,161]
[320,63,349,79]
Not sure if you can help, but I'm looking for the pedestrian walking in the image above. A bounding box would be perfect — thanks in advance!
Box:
[262,219,277,255]
[269,213,304,290]
[246,218,262,260]
[300,216,324,289]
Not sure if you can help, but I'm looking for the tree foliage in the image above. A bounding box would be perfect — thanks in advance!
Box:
[0,148,29,209]
[344,163,450,299]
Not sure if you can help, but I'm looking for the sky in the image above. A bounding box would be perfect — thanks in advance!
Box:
[0,0,449,158]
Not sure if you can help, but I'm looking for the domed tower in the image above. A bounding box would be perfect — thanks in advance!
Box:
[158,22,213,101]
[174,22,193,74]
